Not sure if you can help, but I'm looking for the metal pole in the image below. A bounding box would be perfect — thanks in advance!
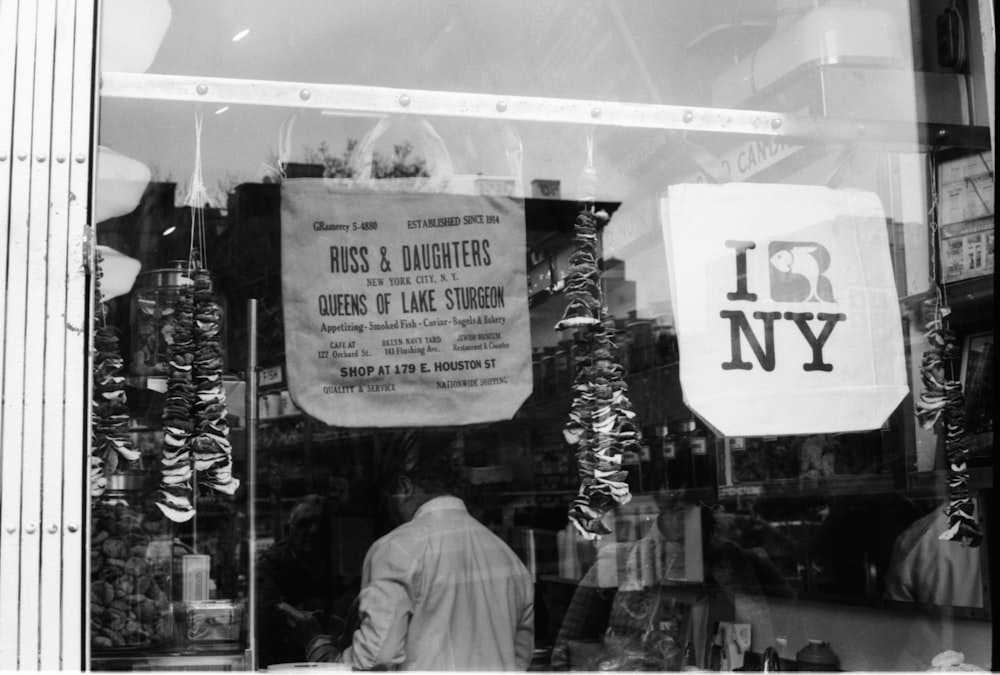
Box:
[975,0,994,153]
[97,71,993,149]
[245,299,259,670]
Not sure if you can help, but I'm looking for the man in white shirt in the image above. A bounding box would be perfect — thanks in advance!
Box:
[883,505,984,608]
[301,430,535,670]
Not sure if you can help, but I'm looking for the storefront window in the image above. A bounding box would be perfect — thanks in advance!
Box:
[90,1,992,671]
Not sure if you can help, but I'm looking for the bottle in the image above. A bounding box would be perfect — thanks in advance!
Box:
[762,647,780,672]
[530,348,543,399]
[682,641,697,670]
[708,643,722,671]
[554,342,571,392]
[763,637,789,672]
[685,418,712,487]
[658,423,685,490]
[667,418,697,489]
[540,347,557,396]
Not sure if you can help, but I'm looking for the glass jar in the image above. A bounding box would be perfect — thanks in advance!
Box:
[90,497,174,650]
[130,262,227,376]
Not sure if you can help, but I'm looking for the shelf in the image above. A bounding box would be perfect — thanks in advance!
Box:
[538,574,715,595]
[718,474,896,500]
[944,275,994,307]
[519,361,681,416]
[126,374,246,390]
[124,376,249,423]
[907,466,993,496]
[257,442,309,452]
[899,275,994,327]
[945,276,995,328]
[91,649,247,669]
[257,413,305,424]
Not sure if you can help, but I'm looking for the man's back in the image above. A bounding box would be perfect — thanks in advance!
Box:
[346,496,535,670]
[884,507,983,608]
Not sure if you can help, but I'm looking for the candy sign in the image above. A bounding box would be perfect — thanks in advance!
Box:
[662,183,908,437]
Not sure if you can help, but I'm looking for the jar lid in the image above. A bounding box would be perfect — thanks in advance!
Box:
[135,261,195,289]
[135,261,222,290]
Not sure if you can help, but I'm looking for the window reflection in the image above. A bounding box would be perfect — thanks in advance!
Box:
[90,0,993,671]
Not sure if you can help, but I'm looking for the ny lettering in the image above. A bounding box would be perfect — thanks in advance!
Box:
[721,241,845,372]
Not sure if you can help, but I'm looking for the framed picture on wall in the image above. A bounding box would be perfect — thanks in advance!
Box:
[936,151,994,283]
[960,331,994,447]
[960,331,993,383]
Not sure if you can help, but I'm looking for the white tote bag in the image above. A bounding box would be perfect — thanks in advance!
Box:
[662,183,908,437]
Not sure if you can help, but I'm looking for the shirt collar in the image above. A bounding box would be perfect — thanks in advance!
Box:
[413,495,467,519]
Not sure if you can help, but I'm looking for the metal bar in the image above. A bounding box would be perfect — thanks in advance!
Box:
[0,0,39,668]
[20,0,60,665]
[0,0,19,467]
[978,491,991,620]
[67,0,97,667]
[97,71,993,148]
[245,298,259,671]
[38,0,79,668]
[0,0,18,353]
[976,0,995,152]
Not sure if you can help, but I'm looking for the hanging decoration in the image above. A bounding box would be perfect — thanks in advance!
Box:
[554,203,603,331]
[91,249,141,499]
[155,113,239,523]
[155,275,197,522]
[914,153,983,548]
[191,265,239,495]
[558,132,641,539]
[915,313,983,547]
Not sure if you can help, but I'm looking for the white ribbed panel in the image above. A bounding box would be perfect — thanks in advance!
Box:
[0,0,95,669]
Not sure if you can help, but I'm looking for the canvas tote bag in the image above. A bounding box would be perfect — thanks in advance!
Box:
[280,117,532,427]
[662,183,908,437]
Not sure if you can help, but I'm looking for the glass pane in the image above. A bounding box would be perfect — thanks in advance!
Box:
[91,0,993,671]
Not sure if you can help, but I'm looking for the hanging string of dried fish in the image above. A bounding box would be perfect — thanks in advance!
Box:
[555,209,603,331]
[91,249,140,498]
[191,268,239,495]
[915,313,982,547]
[155,276,197,522]
[558,206,640,539]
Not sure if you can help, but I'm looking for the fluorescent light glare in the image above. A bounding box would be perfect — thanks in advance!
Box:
[232,28,250,42]
[320,110,389,119]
